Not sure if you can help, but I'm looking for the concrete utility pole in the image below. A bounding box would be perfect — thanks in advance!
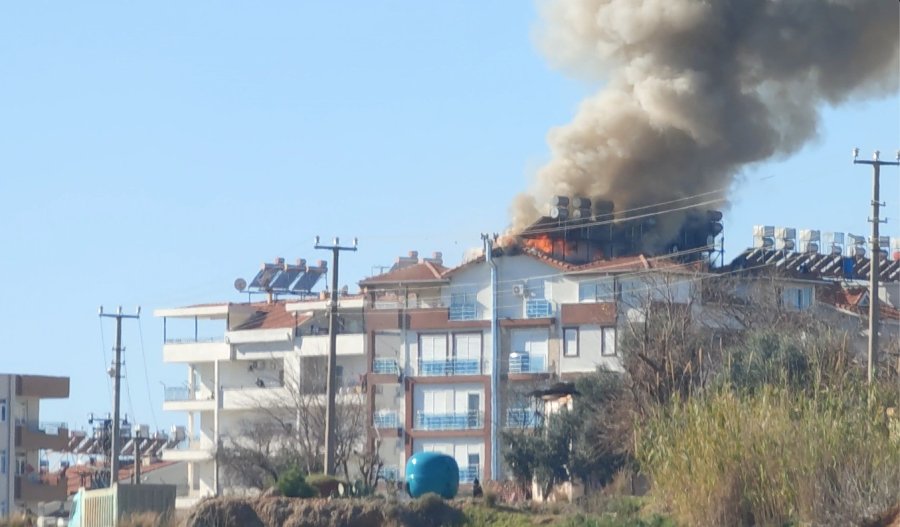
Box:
[853,148,899,385]
[482,233,500,481]
[99,305,140,485]
[315,236,357,475]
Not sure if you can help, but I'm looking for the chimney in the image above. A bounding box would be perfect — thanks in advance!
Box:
[393,251,420,270]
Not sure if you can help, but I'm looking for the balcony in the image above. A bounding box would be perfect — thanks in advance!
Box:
[15,421,68,451]
[506,408,541,428]
[414,410,483,431]
[378,466,401,482]
[161,437,215,462]
[508,353,548,374]
[374,411,400,429]
[459,466,480,484]
[162,387,216,412]
[449,303,478,321]
[221,384,290,410]
[163,339,230,363]
[373,358,400,375]
[297,334,365,357]
[417,358,481,377]
[525,299,553,318]
[14,475,67,502]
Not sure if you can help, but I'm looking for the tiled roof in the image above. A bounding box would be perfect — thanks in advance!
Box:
[817,284,900,321]
[232,302,312,330]
[360,261,448,286]
[55,460,181,495]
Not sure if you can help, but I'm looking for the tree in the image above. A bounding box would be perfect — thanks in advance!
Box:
[218,357,368,490]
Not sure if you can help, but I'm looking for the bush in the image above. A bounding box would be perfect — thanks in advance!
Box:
[638,386,900,526]
[305,473,342,497]
[483,490,498,508]
[275,467,318,498]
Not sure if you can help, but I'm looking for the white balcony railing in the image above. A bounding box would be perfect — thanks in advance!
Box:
[417,358,481,376]
[508,352,548,374]
[414,410,483,431]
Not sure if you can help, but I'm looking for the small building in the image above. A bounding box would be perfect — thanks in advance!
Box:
[0,373,70,519]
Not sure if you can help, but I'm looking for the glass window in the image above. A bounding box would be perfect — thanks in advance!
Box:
[563,328,579,357]
[601,327,617,357]
[579,278,616,302]
[0,399,5,422]
[0,450,6,475]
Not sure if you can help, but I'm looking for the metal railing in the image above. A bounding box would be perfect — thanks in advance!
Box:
[414,410,483,431]
[459,466,480,483]
[507,353,548,374]
[418,358,481,376]
[379,466,400,482]
[373,412,400,429]
[164,336,225,344]
[373,358,400,375]
[525,299,553,318]
[449,303,478,321]
[164,386,213,402]
[506,408,541,428]
[16,420,67,434]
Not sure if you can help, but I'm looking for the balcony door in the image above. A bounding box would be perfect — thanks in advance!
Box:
[466,393,480,428]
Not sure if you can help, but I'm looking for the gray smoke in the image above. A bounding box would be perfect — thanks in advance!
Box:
[512,0,899,240]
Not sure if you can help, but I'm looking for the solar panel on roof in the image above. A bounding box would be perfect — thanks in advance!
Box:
[291,268,325,293]
[270,267,304,290]
[250,264,282,289]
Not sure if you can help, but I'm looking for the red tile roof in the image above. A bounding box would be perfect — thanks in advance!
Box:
[360,261,448,286]
[51,460,180,496]
[232,302,312,330]
[818,284,900,320]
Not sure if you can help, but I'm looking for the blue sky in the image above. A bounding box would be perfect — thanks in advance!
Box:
[1,2,897,433]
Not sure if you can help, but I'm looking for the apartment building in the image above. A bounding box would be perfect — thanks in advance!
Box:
[359,246,701,484]
[156,291,367,508]
[0,374,70,519]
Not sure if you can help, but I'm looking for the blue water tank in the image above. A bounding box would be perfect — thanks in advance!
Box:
[842,257,855,279]
[405,452,459,499]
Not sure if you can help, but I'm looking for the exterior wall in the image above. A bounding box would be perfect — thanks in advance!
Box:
[0,376,12,519]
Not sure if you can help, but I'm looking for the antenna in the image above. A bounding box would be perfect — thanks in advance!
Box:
[234,278,247,292]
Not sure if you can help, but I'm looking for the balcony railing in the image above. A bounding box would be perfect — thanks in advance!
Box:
[164,386,213,402]
[16,420,67,435]
[164,336,225,344]
[508,353,547,374]
[379,466,400,482]
[418,358,481,376]
[506,408,541,428]
[525,299,553,318]
[374,412,400,429]
[459,466,480,483]
[415,410,483,431]
[449,303,478,321]
[373,358,400,375]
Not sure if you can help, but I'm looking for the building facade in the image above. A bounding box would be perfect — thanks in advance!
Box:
[0,374,69,519]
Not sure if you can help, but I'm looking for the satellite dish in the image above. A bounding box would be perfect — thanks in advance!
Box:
[234,278,247,292]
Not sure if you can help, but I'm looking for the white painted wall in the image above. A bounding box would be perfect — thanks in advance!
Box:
[559,325,622,373]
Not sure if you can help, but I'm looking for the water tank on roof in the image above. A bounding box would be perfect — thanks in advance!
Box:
[550,206,569,220]
[552,196,570,207]
[842,257,855,279]
[405,452,459,499]
[753,225,775,237]
[571,196,591,209]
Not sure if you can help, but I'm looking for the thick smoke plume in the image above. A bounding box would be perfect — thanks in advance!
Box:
[513,0,899,240]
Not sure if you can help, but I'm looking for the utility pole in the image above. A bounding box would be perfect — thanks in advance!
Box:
[99,305,141,485]
[314,236,357,475]
[482,233,499,481]
[853,148,899,385]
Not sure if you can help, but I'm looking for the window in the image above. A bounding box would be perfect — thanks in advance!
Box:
[563,328,579,357]
[0,450,6,475]
[579,278,616,303]
[0,399,5,422]
[601,327,617,357]
[781,286,813,311]
[450,293,477,321]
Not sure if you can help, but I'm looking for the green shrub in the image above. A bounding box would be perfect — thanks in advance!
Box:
[275,467,318,498]
[305,473,343,497]
[638,386,900,526]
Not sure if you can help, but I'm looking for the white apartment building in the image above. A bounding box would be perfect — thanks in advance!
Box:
[156,295,367,508]
[0,374,69,519]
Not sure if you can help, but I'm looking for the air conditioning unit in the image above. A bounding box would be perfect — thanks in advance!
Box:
[395,386,403,398]
[512,283,526,297]
[250,360,266,371]
[375,385,384,394]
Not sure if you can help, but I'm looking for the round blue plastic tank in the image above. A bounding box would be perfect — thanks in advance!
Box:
[405,452,459,499]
